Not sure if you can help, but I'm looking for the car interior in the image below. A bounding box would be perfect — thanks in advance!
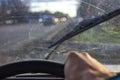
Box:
[0,0,120,80]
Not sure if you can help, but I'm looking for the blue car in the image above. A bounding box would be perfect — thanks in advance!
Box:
[43,17,55,26]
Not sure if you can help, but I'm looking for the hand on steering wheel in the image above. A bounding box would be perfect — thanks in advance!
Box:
[0,51,118,80]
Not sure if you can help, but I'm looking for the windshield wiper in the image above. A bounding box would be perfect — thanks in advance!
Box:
[48,8,120,48]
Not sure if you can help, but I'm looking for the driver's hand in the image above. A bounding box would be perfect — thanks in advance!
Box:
[64,51,116,80]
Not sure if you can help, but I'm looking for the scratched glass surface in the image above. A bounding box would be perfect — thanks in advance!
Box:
[0,0,120,72]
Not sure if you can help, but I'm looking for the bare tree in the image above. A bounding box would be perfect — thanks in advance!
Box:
[0,0,29,24]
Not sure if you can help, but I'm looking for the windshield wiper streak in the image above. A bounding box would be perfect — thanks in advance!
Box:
[48,8,120,48]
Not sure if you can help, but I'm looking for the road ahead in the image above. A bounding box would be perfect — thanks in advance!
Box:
[0,22,66,51]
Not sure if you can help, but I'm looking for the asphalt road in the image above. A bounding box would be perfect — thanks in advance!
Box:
[0,22,66,51]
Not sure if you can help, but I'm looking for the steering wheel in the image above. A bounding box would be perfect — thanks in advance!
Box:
[0,60,64,79]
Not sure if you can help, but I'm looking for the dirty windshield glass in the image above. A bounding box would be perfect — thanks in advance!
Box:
[0,0,120,72]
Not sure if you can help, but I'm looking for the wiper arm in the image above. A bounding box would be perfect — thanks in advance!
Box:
[48,8,120,48]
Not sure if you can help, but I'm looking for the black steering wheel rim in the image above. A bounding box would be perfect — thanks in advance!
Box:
[0,60,64,79]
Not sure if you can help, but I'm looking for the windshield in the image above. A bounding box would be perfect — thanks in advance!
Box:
[0,0,120,72]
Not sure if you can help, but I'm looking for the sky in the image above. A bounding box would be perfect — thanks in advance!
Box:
[28,0,78,17]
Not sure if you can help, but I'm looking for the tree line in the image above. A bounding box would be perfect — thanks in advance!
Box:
[0,0,29,24]
[0,0,68,24]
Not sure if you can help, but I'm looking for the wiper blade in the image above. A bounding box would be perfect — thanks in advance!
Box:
[48,8,120,48]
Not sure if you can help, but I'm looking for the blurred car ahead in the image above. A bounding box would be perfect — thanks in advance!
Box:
[42,17,55,26]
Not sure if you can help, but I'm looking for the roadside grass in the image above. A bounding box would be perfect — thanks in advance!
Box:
[72,25,120,44]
